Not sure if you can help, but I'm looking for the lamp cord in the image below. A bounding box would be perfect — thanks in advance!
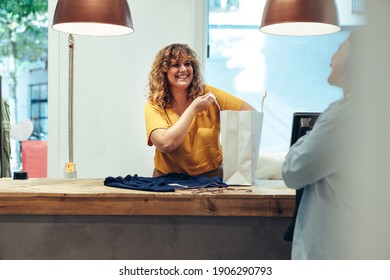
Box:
[68,34,74,163]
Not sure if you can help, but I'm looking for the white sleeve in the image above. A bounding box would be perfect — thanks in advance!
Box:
[282,103,349,189]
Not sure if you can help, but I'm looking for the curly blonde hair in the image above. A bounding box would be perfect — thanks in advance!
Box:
[147,43,205,108]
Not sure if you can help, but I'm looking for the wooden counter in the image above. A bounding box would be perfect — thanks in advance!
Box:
[0,178,294,217]
[0,178,294,259]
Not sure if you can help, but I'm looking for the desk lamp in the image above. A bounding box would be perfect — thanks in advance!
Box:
[52,0,134,177]
[260,0,340,36]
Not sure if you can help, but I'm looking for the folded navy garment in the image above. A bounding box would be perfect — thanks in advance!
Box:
[104,173,227,192]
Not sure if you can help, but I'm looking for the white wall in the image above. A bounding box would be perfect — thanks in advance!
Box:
[48,0,206,178]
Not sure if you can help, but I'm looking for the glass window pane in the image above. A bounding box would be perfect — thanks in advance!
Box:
[206,0,350,153]
[41,84,48,99]
[31,103,40,118]
[40,103,48,118]
[31,86,40,100]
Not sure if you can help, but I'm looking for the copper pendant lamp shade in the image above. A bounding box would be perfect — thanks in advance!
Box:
[52,0,134,36]
[260,0,340,36]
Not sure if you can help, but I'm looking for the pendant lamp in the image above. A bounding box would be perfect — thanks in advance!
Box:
[52,0,134,36]
[260,0,340,36]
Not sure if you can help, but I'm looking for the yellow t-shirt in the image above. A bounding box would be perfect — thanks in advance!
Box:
[144,85,243,176]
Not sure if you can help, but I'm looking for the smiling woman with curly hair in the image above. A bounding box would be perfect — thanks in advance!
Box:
[144,43,255,178]
[147,43,204,108]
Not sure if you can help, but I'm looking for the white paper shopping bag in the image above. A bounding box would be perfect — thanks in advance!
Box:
[220,110,263,185]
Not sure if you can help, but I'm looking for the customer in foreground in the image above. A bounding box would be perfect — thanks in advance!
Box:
[282,33,361,259]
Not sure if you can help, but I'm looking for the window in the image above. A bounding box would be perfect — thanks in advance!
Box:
[209,0,239,11]
[206,0,350,153]
[0,1,48,174]
[352,0,365,14]
[30,83,48,140]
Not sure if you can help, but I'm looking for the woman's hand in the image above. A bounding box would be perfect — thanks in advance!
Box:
[190,93,215,112]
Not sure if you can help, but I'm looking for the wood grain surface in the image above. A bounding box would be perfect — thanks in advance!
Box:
[0,178,294,217]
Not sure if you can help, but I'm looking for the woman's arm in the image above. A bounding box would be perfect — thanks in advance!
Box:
[150,94,213,153]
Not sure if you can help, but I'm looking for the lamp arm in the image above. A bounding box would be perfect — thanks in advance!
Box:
[68,34,74,164]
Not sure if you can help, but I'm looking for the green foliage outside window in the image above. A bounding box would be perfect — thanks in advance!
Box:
[0,0,48,172]
[0,0,48,116]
